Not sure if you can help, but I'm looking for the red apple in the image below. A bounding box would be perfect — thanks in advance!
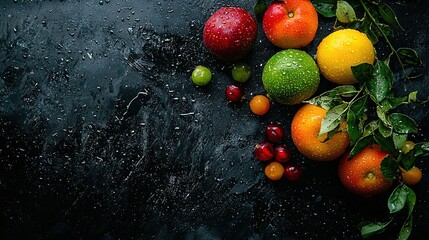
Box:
[203,7,257,62]
[262,0,318,49]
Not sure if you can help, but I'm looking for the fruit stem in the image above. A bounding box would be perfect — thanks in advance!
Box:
[359,0,408,79]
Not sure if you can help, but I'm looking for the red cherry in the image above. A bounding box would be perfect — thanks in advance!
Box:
[275,145,292,162]
[254,142,275,161]
[225,83,244,102]
[284,164,303,181]
[266,123,284,142]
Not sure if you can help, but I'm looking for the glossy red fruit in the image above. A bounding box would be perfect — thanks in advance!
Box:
[225,83,244,102]
[254,142,275,161]
[284,164,303,181]
[266,123,284,142]
[203,7,257,62]
[275,145,292,162]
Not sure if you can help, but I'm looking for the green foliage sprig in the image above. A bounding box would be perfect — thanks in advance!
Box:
[312,0,423,79]
[308,0,427,239]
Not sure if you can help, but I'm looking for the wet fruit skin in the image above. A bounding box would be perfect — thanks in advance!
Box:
[232,63,251,83]
[266,123,284,143]
[274,145,292,163]
[262,0,318,49]
[291,104,349,161]
[254,142,275,161]
[191,65,212,86]
[401,166,422,186]
[262,49,320,105]
[284,164,303,181]
[338,144,393,197]
[265,162,285,181]
[316,29,375,85]
[203,7,257,62]
[225,83,244,102]
[250,95,270,115]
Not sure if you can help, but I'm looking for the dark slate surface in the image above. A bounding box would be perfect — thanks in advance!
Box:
[1,0,428,239]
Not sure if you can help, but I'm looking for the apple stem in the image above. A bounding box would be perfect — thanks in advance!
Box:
[288,12,294,18]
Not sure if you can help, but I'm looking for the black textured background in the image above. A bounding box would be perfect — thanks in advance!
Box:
[1,0,429,239]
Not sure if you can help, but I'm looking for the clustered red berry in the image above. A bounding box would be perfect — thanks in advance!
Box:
[254,123,303,182]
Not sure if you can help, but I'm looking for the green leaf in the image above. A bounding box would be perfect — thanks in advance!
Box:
[405,186,416,218]
[376,106,391,127]
[398,216,413,240]
[365,61,393,103]
[312,0,337,17]
[397,48,423,68]
[388,184,408,214]
[380,155,398,180]
[378,121,392,138]
[254,0,268,21]
[373,132,399,157]
[347,110,360,146]
[359,219,392,239]
[393,132,408,150]
[347,20,361,29]
[398,151,415,171]
[336,0,357,23]
[363,120,379,137]
[334,85,359,97]
[414,142,429,157]
[388,113,418,134]
[349,136,373,159]
[351,63,374,83]
[319,103,347,136]
[378,3,404,30]
[408,91,418,103]
[378,23,394,38]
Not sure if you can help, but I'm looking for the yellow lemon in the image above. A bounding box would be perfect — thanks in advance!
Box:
[316,29,375,85]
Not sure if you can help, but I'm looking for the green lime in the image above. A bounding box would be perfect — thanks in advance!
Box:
[262,49,320,105]
[231,63,251,83]
[191,65,212,86]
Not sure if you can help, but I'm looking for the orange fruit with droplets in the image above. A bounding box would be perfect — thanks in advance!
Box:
[316,29,375,85]
[401,166,422,186]
[338,144,393,197]
[291,104,349,161]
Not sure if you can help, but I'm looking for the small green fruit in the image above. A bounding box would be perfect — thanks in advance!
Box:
[192,65,212,86]
[231,63,251,83]
[262,49,320,105]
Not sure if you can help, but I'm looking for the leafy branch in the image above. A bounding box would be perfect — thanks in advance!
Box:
[309,1,427,239]
[312,0,423,79]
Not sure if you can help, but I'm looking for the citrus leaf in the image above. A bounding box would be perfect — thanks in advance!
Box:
[347,109,360,146]
[373,132,399,157]
[414,142,429,157]
[312,0,337,17]
[359,219,392,239]
[336,0,357,23]
[378,3,404,30]
[334,85,359,97]
[388,113,418,134]
[397,48,423,68]
[254,0,268,21]
[388,184,408,214]
[378,121,392,138]
[349,136,372,159]
[363,120,379,137]
[347,20,361,29]
[405,186,416,218]
[407,91,418,103]
[351,63,374,83]
[398,216,413,240]
[376,106,390,127]
[380,155,398,180]
[398,151,415,171]
[365,61,393,103]
[319,103,347,136]
[393,132,408,150]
